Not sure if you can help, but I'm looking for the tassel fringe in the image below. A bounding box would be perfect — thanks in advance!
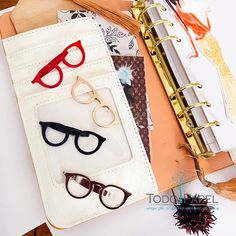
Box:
[72,0,141,35]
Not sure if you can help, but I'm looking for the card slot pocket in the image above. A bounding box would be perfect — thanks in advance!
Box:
[6,31,103,68]
[10,43,106,73]
[13,58,114,97]
[3,18,101,55]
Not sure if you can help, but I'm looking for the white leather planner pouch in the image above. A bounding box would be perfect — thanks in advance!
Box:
[2,18,157,228]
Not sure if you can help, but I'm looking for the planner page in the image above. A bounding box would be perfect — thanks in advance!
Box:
[154,0,236,151]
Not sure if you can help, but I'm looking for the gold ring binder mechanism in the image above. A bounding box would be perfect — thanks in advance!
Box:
[186,121,220,137]
[144,19,174,38]
[177,101,211,119]
[132,0,219,158]
[151,36,181,54]
[170,82,202,100]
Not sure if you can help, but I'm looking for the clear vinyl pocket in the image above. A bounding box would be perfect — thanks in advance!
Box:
[33,77,133,185]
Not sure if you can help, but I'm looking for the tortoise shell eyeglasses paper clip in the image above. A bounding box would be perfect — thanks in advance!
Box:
[64,172,132,210]
[32,40,86,89]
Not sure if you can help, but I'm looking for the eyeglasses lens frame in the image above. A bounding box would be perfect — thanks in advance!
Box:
[64,173,132,210]
[39,121,106,155]
[32,40,86,89]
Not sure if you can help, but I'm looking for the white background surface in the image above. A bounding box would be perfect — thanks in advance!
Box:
[1,6,236,236]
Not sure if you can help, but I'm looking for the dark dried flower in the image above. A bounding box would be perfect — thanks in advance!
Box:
[173,194,216,235]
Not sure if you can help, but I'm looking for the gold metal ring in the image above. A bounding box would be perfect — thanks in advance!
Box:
[186,121,219,137]
[185,101,211,112]
[170,82,202,100]
[195,121,220,132]
[144,19,174,38]
[138,3,167,21]
[177,101,211,118]
[151,35,181,54]
[177,83,202,93]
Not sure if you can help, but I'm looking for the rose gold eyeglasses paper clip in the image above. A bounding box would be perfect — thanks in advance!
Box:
[71,76,120,128]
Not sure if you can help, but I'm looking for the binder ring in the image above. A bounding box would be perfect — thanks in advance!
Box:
[177,101,211,118]
[195,121,220,132]
[177,83,202,93]
[151,36,181,54]
[170,82,202,100]
[138,3,167,21]
[186,121,220,137]
[185,101,211,112]
[144,20,174,38]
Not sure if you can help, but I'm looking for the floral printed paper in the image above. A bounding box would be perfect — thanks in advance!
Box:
[58,10,139,56]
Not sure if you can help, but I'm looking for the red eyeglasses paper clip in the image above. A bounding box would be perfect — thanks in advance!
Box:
[31,40,86,89]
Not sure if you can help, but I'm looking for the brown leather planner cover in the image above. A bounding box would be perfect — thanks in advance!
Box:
[0,0,233,192]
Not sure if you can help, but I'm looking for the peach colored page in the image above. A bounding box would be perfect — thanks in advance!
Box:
[0,6,233,192]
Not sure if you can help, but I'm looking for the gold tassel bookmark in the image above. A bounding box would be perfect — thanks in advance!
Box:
[72,0,141,35]
[181,144,236,201]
